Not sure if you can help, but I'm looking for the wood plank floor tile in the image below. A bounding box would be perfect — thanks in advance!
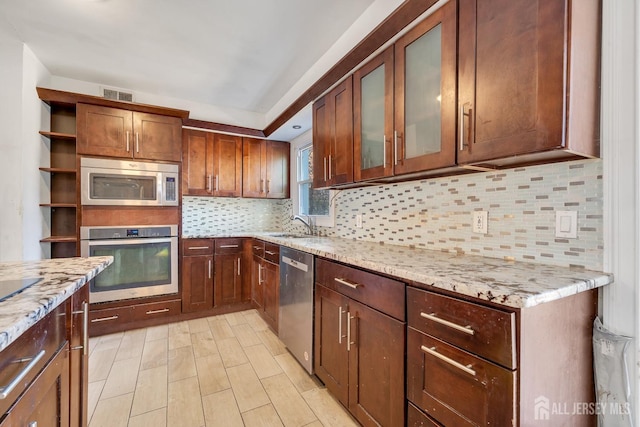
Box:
[89,392,133,427]
[140,338,168,370]
[168,331,192,350]
[145,324,169,342]
[191,330,218,358]
[245,344,283,379]
[88,348,118,382]
[115,328,146,361]
[217,337,249,368]
[168,320,190,335]
[302,388,359,427]
[226,363,270,413]
[201,389,244,427]
[100,356,141,399]
[195,353,230,396]
[131,365,168,417]
[93,332,123,352]
[262,373,317,427]
[188,317,211,333]
[168,345,197,382]
[243,309,269,332]
[167,376,205,427]
[86,380,105,424]
[274,352,321,394]
[208,317,235,341]
[225,311,248,326]
[128,408,167,427]
[232,323,263,347]
[242,404,285,427]
[256,329,288,356]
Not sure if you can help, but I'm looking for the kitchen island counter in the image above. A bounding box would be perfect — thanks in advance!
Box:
[184,232,613,309]
[0,256,113,351]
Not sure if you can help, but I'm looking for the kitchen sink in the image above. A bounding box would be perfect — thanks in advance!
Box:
[270,233,307,238]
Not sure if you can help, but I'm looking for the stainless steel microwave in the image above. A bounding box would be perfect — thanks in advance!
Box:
[80,157,179,206]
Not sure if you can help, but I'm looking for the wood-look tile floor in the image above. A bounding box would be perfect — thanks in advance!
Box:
[87,309,359,427]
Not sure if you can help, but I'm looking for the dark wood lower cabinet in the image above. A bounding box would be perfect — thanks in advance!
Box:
[261,260,279,332]
[250,240,279,333]
[314,282,406,427]
[69,285,89,427]
[214,252,243,307]
[182,254,214,312]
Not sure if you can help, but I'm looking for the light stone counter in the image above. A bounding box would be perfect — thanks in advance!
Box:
[185,232,613,309]
[0,256,113,352]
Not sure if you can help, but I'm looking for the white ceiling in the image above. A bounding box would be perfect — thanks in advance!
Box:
[1,0,379,138]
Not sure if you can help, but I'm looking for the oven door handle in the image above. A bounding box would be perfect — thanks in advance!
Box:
[83,237,175,247]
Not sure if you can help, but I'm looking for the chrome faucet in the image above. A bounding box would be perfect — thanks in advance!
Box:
[293,215,314,235]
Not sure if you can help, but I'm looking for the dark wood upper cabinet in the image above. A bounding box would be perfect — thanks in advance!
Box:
[457,0,601,167]
[242,138,290,199]
[182,129,242,197]
[313,75,354,188]
[77,103,181,162]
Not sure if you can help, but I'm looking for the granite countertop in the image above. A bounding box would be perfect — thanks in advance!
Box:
[0,256,113,352]
[185,232,613,309]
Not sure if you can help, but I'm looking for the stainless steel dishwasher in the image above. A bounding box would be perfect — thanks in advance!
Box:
[279,247,314,374]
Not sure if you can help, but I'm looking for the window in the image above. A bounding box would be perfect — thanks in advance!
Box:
[290,130,334,227]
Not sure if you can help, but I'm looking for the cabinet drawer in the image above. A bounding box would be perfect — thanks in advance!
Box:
[90,305,134,326]
[215,238,243,254]
[182,238,214,256]
[407,286,516,369]
[131,299,182,321]
[251,240,265,257]
[407,328,515,427]
[407,403,441,427]
[316,258,405,321]
[0,304,67,415]
[263,243,280,264]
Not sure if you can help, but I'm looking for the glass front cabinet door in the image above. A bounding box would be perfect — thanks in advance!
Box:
[354,0,457,180]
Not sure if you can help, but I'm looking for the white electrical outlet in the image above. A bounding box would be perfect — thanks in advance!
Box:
[472,211,488,234]
[555,210,577,238]
[356,214,363,228]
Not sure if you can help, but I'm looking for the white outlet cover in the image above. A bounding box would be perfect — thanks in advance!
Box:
[472,211,488,234]
[555,211,578,238]
[355,214,363,228]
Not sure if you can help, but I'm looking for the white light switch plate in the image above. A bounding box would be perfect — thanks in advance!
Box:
[555,211,578,238]
[355,214,363,228]
[472,211,488,234]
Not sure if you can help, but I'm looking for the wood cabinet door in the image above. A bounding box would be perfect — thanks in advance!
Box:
[242,137,266,197]
[457,0,566,164]
[213,133,243,197]
[312,96,330,188]
[77,103,132,158]
[0,346,70,427]
[328,75,354,186]
[69,285,89,427]
[181,255,214,312]
[214,253,243,307]
[133,112,182,162]
[182,129,214,196]
[393,0,457,175]
[314,284,349,406]
[354,47,394,181]
[348,299,405,427]
[251,256,264,309]
[266,140,290,199]
[262,261,279,332]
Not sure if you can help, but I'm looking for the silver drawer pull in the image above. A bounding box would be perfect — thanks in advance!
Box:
[334,278,361,289]
[421,345,476,376]
[420,312,475,335]
[0,349,46,399]
[188,246,210,250]
[146,308,170,315]
[264,250,277,255]
[253,246,262,250]
[91,315,119,323]
[219,244,239,248]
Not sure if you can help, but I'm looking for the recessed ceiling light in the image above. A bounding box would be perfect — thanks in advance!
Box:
[292,125,302,129]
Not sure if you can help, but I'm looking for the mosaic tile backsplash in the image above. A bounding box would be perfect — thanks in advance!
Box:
[183,159,604,270]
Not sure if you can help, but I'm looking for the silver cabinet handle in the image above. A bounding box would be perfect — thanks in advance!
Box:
[328,154,332,179]
[420,312,475,335]
[208,259,213,279]
[188,246,210,250]
[253,245,262,250]
[237,257,241,275]
[459,104,465,151]
[136,132,140,153]
[323,157,327,181]
[0,349,46,399]
[206,175,212,191]
[266,179,270,194]
[338,306,343,344]
[264,250,277,256]
[220,244,239,249]
[421,345,476,376]
[215,175,219,191]
[71,301,89,355]
[394,131,399,165]
[334,277,361,289]
[146,308,170,315]
[260,179,265,193]
[126,131,130,152]
[28,422,37,427]
[347,312,356,351]
[91,315,118,323]
[258,263,263,284]
[383,134,387,166]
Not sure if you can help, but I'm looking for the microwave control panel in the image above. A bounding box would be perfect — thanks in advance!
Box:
[165,177,177,202]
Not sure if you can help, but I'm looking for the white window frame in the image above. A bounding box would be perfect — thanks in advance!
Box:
[289,130,335,227]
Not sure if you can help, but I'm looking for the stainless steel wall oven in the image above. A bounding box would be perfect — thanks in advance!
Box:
[80,225,178,303]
